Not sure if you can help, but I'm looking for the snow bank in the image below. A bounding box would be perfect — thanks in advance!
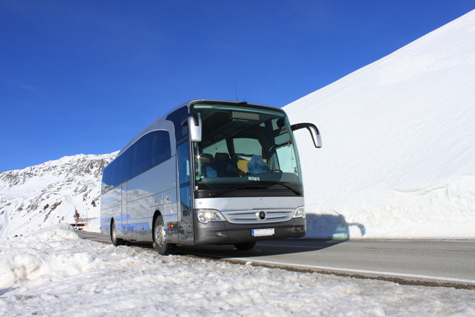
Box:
[0,224,92,289]
[285,10,475,239]
[1,225,474,316]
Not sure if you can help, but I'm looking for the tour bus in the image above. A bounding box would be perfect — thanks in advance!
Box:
[100,100,321,254]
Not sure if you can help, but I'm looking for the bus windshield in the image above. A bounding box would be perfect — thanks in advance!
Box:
[192,103,303,197]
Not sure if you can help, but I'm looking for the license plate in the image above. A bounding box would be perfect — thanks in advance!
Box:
[252,228,275,237]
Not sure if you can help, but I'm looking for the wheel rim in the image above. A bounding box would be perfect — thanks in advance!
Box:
[111,223,116,243]
[154,223,166,248]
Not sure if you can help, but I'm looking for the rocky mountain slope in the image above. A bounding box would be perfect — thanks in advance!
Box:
[0,153,116,239]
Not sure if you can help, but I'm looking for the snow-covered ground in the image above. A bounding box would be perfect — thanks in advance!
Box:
[285,9,475,239]
[0,225,474,317]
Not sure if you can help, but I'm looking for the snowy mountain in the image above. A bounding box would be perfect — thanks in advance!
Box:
[0,153,116,239]
[285,10,475,238]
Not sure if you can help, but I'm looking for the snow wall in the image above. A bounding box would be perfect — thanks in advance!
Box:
[285,10,475,239]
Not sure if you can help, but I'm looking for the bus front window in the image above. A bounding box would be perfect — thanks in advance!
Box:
[192,104,303,197]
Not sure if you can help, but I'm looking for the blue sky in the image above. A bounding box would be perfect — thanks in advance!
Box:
[1,0,474,172]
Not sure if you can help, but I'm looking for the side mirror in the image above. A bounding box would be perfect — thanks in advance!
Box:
[291,123,322,148]
[182,113,202,142]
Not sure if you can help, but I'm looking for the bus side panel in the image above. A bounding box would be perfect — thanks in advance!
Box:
[126,157,177,242]
[100,185,123,239]
[120,183,129,238]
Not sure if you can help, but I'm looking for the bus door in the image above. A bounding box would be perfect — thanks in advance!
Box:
[177,139,194,244]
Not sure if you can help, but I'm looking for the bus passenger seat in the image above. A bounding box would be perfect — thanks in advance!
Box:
[200,153,217,178]
[215,152,234,177]
[234,157,250,176]
[247,155,268,174]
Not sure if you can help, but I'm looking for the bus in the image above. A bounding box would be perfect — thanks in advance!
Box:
[100,100,321,254]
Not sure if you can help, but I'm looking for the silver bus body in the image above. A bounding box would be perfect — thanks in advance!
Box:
[100,100,321,253]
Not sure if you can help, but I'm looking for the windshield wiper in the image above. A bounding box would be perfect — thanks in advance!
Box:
[256,181,303,196]
[202,182,302,197]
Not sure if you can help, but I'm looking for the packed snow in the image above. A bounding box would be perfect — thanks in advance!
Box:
[0,225,474,317]
[285,9,475,239]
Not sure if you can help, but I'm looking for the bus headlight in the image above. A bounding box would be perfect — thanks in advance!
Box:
[293,206,305,219]
[196,209,225,224]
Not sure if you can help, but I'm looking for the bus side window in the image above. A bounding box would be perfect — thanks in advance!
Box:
[166,106,189,142]
[152,131,171,166]
[133,133,153,176]
[119,148,133,184]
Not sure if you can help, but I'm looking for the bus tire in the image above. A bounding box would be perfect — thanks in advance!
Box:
[234,241,256,251]
[153,215,175,255]
[110,220,124,246]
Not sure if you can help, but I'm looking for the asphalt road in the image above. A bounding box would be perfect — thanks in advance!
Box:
[77,231,475,288]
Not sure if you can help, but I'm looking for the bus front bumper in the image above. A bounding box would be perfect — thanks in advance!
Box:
[194,218,306,245]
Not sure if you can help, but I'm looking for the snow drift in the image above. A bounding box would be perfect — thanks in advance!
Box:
[285,10,475,239]
[1,225,474,316]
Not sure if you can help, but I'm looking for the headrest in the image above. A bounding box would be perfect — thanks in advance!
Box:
[215,152,230,160]
[200,153,213,159]
[200,153,213,163]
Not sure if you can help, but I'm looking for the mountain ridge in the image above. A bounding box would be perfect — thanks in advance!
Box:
[0,153,116,239]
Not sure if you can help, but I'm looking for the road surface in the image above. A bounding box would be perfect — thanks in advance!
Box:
[77,231,475,289]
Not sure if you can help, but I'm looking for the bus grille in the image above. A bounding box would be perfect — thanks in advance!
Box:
[222,209,293,224]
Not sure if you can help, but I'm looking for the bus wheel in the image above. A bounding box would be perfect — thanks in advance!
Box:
[234,241,256,251]
[153,216,175,255]
[110,220,123,246]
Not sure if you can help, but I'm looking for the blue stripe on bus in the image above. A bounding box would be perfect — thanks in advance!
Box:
[109,222,152,231]
[101,214,175,231]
